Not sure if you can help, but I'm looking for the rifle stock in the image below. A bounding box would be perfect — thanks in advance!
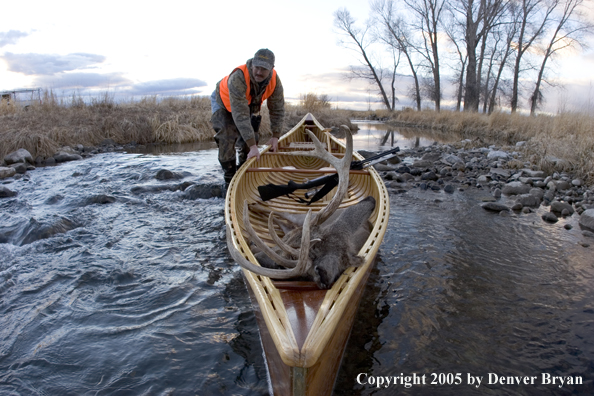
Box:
[258,174,337,203]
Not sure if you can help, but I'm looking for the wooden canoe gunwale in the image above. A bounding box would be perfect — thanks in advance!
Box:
[224,113,389,393]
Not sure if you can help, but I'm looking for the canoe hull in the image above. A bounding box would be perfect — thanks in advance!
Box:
[245,258,374,396]
[225,113,390,395]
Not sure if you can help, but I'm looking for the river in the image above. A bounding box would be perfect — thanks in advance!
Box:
[0,122,592,395]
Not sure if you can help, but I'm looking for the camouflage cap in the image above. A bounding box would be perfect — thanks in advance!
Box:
[253,48,275,70]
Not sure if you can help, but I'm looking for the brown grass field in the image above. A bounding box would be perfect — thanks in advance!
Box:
[1,92,592,185]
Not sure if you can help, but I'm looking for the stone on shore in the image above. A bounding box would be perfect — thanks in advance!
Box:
[550,201,574,215]
[9,162,28,174]
[4,148,33,165]
[521,169,546,178]
[0,167,17,179]
[515,194,541,208]
[373,163,395,172]
[502,181,531,195]
[412,160,433,169]
[421,171,439,181]
[487,150,508,160]
[579,209,594,232]
[490,167,511,178]
[53,151,83,163]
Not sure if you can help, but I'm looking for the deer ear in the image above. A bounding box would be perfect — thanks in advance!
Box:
[349,254,365,268]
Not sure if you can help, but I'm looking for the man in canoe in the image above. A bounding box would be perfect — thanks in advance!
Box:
[210,48,285,187]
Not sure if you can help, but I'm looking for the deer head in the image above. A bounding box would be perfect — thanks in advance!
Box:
[226,127,375,289]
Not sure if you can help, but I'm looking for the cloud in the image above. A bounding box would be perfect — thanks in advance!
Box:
[0,30,29,48]
[30,74,207,98]
[1,52,106,75]
[33,72,131,89]
[126,78,208,96]
[291,68,418,105]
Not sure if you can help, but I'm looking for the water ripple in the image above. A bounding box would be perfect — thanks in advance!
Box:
[1,148,593,395]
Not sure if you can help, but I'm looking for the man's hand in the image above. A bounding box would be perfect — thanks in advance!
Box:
[246,145,260,161]
[267,137,279,152]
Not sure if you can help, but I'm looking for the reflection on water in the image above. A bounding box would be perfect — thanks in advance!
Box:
[337,187,593,396]
[0,127,592,395]
[351,121,458,152]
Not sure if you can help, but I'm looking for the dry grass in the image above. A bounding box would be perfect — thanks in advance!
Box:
[0,91,214,160]
[0,90,357,161]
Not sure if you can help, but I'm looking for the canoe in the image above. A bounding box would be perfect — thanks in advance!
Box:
[224,113,389,395]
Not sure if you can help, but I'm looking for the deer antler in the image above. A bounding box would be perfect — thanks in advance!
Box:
[226,208,314,279]
[227,127,355,286]
[288,127,353,226]
[267,213,300,258]
[242,200,298,269]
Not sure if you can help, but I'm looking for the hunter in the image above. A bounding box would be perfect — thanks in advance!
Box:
[210,48,285,187]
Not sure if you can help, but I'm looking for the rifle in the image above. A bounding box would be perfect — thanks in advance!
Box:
[257,146,400,204]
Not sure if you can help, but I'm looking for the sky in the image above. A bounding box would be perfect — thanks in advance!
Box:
[1,0,593,113]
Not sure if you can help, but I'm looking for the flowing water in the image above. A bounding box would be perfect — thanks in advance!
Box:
[1,124,592,395]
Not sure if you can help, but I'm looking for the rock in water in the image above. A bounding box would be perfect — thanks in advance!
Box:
[0,186,18,198]
[542,212,559,223]
[481,202,510,212]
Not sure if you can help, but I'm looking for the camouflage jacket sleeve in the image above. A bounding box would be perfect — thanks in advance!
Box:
[267,74,285,138]
[226,70,257,147]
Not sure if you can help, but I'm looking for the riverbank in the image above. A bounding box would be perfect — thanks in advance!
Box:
[385,108,594,187]
[2,129,594,244]
[0,93,356,162]
[359,141,594,244]
[2,93,592,184]
[2,95,593,234]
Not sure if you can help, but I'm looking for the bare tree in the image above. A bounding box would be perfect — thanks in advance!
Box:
[334,8,397,111]
[481,38,498,112]
[529,0,592,114]
[448,0,507,112]
[476,0,508,110]
[509,0,558,113]
[487,2,520,113]
[443,15,468,111]
[404,0,447,111]
[371,0,423,110]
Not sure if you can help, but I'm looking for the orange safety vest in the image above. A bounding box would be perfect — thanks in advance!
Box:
[219,64,277,112]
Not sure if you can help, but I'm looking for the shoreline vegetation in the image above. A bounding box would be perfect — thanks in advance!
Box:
[1,91,593,185]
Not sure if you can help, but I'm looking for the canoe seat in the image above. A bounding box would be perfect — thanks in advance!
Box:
[289,142,327,149]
